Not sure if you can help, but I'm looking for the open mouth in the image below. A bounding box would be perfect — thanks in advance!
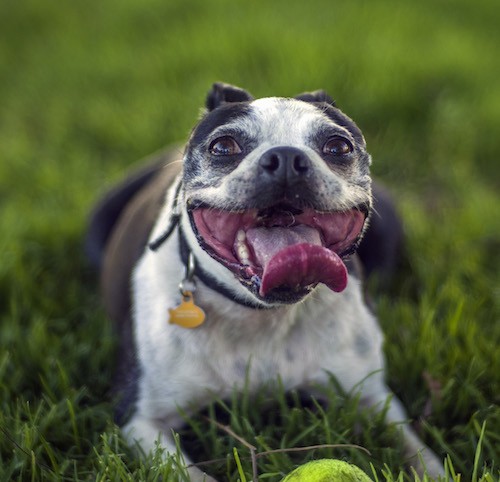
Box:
[189,203,367,301]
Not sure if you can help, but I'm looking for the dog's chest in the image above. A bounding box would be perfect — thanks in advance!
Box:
[189,305,330,390]
[140,304,340,405]
[135,255,369,401]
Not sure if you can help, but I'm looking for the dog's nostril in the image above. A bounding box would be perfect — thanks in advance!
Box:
[259,148,310,178]
[261,153,281,172]
[293,155,309,174]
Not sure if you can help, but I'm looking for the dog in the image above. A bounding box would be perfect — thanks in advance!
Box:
[86,82,443,480]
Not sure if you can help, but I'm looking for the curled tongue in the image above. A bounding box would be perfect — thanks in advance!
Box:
[245,225,348,297]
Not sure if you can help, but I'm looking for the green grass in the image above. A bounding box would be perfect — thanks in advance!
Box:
[1,0,499,480]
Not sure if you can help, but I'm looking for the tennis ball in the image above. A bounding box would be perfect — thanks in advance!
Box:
[281,459,373,482]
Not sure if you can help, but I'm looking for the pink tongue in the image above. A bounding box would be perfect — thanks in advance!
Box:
[246,226,348,296]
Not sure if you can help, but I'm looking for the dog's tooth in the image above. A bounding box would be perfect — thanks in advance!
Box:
[235,230,250,265]
[237,244,250,265]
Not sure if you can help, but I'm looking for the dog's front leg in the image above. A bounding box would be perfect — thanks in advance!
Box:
[122,413,217,482]
[310,373,443,477]
[357,374,444,478]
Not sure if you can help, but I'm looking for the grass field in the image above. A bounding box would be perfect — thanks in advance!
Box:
[1,0,499,480]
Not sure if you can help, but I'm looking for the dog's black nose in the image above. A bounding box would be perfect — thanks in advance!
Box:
[258,147,310,183]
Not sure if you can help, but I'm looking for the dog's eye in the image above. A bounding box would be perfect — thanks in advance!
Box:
[322,136,353,156]
[209,136,242,156]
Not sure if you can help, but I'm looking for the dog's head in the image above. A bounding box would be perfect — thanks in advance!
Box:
[181,82,372,307]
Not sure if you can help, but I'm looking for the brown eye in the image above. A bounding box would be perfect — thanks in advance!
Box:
[322,136,353,156]
[209,136,242,156]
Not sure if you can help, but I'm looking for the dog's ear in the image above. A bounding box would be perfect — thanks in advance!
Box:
[206,82,254,111]
[295,90,336,106]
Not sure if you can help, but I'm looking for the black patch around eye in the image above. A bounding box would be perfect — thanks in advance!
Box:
[189,103,253,148]
[309,128,354,154]
[319,105,365,146]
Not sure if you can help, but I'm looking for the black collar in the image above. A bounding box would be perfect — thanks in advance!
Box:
[177,226,267,310]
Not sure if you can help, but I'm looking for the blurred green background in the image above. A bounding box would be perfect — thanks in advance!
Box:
[1,0,499,480]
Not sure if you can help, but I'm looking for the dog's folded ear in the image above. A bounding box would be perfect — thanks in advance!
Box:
[206,82,254,111]
[295,90,336,106]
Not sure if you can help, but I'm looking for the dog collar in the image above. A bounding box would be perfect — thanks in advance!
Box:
[177,226,268,310]
[148,182,206,328]
[148,181,183,251]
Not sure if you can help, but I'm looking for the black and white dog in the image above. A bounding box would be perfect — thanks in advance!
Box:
[86,83,442,480]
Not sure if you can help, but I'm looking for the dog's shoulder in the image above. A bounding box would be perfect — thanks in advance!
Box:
[85,146,183,269]
[100,154,182,325]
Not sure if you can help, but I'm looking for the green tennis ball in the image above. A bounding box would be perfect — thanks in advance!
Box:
[281,459,373,482]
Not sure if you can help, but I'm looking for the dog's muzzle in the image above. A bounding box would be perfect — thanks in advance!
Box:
[186,146,368,303]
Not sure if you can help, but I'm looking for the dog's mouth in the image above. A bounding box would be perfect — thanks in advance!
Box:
[189,203,367,302]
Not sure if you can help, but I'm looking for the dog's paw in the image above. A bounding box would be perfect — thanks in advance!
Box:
[410,449,444,480]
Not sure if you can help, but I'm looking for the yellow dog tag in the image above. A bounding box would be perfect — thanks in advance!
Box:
[168,291,206,329]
